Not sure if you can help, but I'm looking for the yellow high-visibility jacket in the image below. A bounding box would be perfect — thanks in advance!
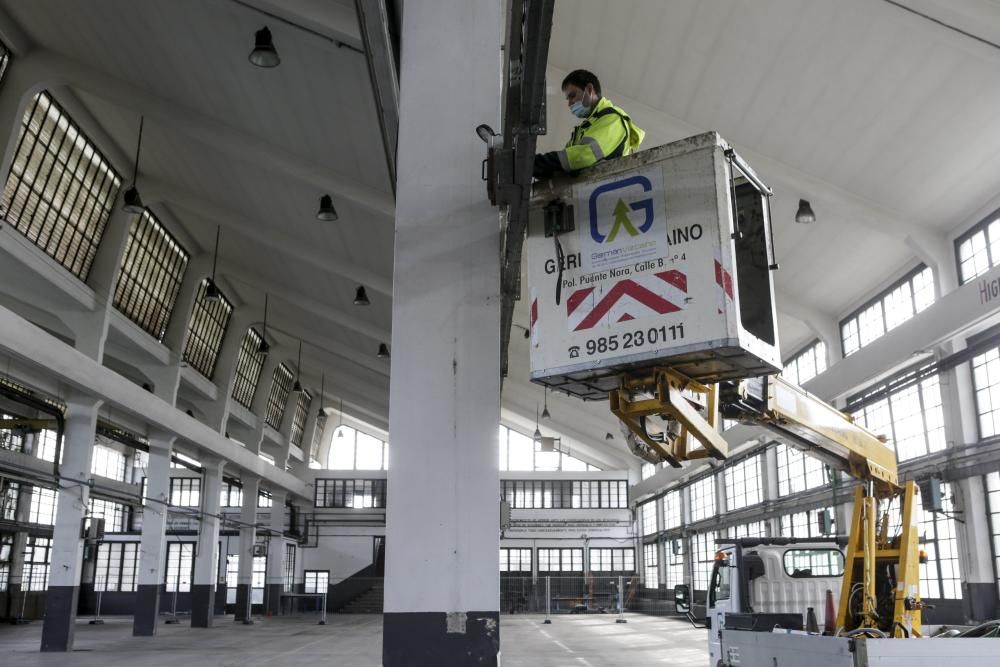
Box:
[535,98,645,178]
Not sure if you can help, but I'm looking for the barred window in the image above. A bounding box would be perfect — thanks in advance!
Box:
[165,542,194,592]
[220,481,243,508]
[0,533,11,592]
[232,328,265,409]
[257,490,272,508]
[840,265,935,356]
[641,462,655,480]
[776,444,826,496]
[849,366,945,462]
[589,547,635,573]
[986,472,1000,594]
[782,340,827,386]
[970,343,1000,440]
[920,482,961,599]
[0,413,25,453]
[314,479,386,508]
[537,548,583,572]
[498,424,599,472]
[184,280,233,379]
[729,521,767,538]
[661,490,682,530]
[688,475,716,523]
[114,210,189,341]
[0,39,9,83]
[89,497,128,532]
[329,424,389,471]
[691,532,718,590]
[252,555,266,603]
[169,478,201,507]
[641,501,657,536]
[499,479,628,509]
[957,215,1000,284]
[1,92,121,280]
[779,507,833,538]
[91,443,126,482]
[1,481,19,521]
[664,538,684,588]
[499,548,532,573]
[265,364,294,429]
[304,570,328,593]
[29,485,57,525]
[643,543,658,589]
[94,542,138,592]
[724,455,762,511]
[290,390,312,446]
[23,535,51,591]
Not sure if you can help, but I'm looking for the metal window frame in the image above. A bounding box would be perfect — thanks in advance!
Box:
[113,209,190,341]
[955,208,1000,285]
[232,328,266,409]
[169,477,201,507]
[184,279,233,379]
[838,263,931,357]
[264,364,294,429]
[164,541,196,592]
[290,390,312,446]
[1,91,121,280]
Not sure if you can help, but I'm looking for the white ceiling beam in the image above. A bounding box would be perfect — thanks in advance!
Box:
[251,315,390,380]
[242,0,363,45]
[18,49,395,217]
[774,289,842,364]
[142,179,393,296]
[0,4,33,55]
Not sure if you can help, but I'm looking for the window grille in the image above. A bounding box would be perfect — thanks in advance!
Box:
[184,279,232,379]
[1,92,121,280]
[265,364,293,429]
[290,390,312,445]
[232,328,265,409]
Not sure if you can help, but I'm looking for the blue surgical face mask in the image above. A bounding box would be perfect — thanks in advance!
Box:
[570,101,592,119]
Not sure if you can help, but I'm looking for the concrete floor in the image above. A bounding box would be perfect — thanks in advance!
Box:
[0,613,709,666]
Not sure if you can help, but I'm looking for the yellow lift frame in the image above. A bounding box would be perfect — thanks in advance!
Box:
[611,368,923,637]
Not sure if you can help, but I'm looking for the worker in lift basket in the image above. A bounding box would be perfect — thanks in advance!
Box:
[533,69,645,179]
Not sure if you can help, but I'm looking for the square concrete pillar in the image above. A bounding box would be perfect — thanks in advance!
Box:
[234,475,259,622]
[191,457,225,627]
[133,435,175,636]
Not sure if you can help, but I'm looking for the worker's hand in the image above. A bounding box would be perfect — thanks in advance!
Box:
[533,152,562,179]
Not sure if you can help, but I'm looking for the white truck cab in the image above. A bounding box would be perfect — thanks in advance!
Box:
[701,538,845,666]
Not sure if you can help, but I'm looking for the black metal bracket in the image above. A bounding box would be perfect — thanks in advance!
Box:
[543,200,574,237]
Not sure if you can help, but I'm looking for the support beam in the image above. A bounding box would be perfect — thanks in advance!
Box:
[234,475,260,623]
[39,392,101,652]
[264,490,287,616]
[383,1,501,663]
[355,0,400,189]
[133,436,174,636]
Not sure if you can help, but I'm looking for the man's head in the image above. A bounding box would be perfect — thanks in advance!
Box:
[561,69,601,119]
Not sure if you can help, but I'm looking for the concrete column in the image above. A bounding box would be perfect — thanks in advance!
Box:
[191,456,224,627]
[762,444,781,537]
[198,311,252,432]
[234,474,260,621]
[382,1,502,662]
[40,392,101,652]
[63,204,134,362]
[301,400,323,464]
[132,435,174,636]
[955,476,997,620]
[264,489,287,615]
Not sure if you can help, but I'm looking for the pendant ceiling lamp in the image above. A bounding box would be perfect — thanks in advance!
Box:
[123,116,145,214]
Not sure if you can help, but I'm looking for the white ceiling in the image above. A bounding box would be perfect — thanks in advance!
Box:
[4,0,1000,469]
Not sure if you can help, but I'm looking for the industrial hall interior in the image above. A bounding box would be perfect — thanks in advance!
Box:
[3,0,1000,665]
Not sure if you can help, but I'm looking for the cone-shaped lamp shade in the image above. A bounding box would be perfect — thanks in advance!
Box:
[354,285,370,306]
[249,27,280,68]
[376,343,390,359]
[795,199,816,224]
[293,379,303,393]
[204,279,222,303]
[605,432,614,441]
[122,185,144,214]
[257,339,270,356]
[317,194,339,221]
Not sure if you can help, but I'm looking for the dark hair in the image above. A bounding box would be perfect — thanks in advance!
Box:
[561,69,601,97]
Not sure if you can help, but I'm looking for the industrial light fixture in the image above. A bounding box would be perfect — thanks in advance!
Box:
[248,27,280,68]
[376,343,390,359]
[605,432,614,441]
[475,124,499,145]
[336,397,344,437]
[353,286,370,306]
[795,199,816,224]
[292,340,303,393]
[541,387,551,420]
[122,116,145,214]
[317,195,338,221]
[258,293,271,356]
[204,226,223,302]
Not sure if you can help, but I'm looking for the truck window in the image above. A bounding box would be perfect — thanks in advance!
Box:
[782,548,844,578]
[708,559,731,607]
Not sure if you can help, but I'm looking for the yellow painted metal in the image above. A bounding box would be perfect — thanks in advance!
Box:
[862,495,878,627]
[609,367,727,466]
[836,487,864,632]
[892,480,923,637]
[764,376,898,493]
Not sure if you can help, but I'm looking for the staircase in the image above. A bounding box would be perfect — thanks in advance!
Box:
[338,580,384,613]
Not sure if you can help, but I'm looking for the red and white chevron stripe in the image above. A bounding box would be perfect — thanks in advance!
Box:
[566,270,687,332]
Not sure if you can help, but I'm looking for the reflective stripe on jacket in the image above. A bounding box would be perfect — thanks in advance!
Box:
[558,97,645,171]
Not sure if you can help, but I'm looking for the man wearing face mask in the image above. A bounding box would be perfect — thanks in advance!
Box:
[533,69,645,179]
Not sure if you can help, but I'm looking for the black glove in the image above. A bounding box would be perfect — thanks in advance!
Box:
[533,152,563,179]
